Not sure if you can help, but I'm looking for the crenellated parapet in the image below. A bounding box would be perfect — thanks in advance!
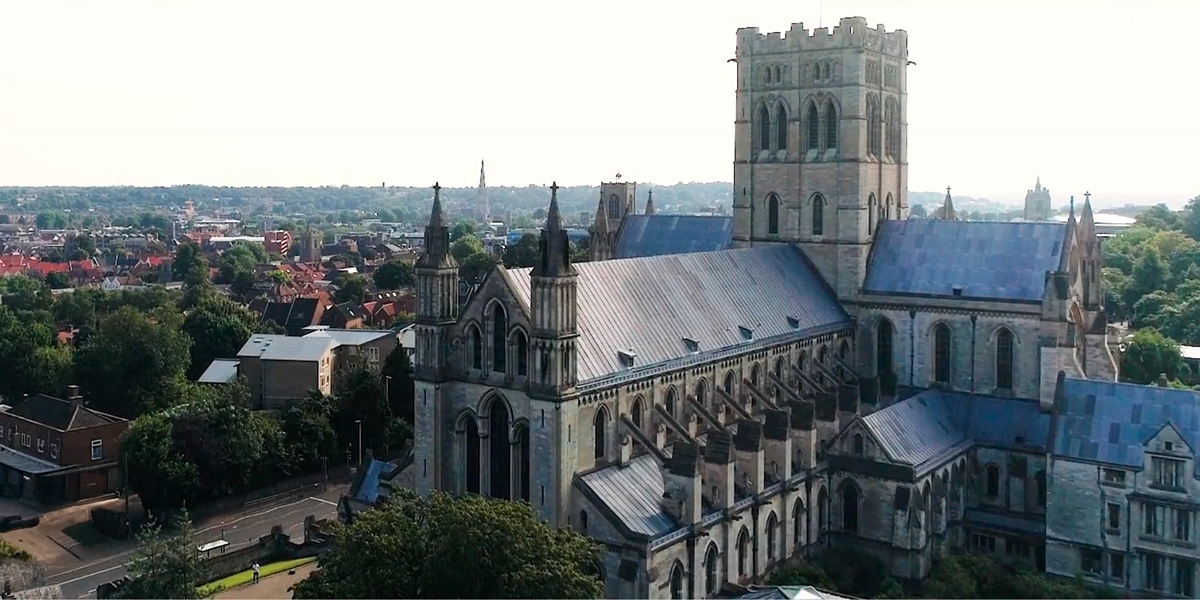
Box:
[736,16,907,58]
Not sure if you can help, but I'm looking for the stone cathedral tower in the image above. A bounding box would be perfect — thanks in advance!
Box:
[413,183,459,382]
[732,16,909,302]
[529,182,579,399]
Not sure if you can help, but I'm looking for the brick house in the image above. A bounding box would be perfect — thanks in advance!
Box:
[0,386,128,506]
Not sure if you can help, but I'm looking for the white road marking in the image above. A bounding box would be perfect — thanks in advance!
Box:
[309,497,337,507]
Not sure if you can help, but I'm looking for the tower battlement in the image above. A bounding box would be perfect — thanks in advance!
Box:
[737,16,907,58]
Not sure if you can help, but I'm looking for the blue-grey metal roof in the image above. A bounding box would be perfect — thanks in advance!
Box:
[741,587,857,600]
[237,334,335,362]
[577,454,676,537]
[305,328,393,347]
[863,220,1068,301]
[613,215,734,259]
[198,359,239,384]
[861,390,1051,472]
[351,459,392,503]
[0,445,65,475]
[503,245,849,385]
[1054,378,1200,476]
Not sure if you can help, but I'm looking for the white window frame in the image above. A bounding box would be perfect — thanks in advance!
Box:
[22,434,30,448]
[90,439,103,461]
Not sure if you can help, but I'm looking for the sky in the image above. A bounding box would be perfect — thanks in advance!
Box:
[0,0,1196,204]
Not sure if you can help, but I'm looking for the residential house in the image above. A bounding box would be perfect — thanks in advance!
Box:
[0,387,128,505]
[322,302,365,330]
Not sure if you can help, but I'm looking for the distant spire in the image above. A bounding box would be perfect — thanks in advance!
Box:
[478,161,489,223]
[645,189,656,215]
[1035,176,1042,191]
[1069,195,1075,219]
[593,191,609,234]
[546,182,562,231]
[942,186,957,221]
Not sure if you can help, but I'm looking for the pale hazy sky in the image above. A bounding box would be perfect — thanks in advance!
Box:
[0,0,1196,202]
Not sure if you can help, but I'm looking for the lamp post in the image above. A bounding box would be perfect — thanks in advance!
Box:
[356,419,363,466]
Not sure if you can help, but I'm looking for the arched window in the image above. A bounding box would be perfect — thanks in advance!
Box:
[705,543,720,595]
[775,104,788,151]
[867,96,882,156]
[824,102,838,151]
[767,194,780,235]
[996,328,1014,390]
[818,346,829,366]
[666,387,678,418]
[515,330,528,376]
[464,417,480,494]
[934,323,952,384]
[985,464,1000,499]
[853,433,864,455]
[817,486,828,533]
[811,195,825,236]
[842,483,859,532]
[737,527,750,576]
[766,512,779,561]
[750,363,761,389]
[723,371,735,396]
[608,194,620,219]
[798,351,808,373]
[758,106,771,152]
[792,498,805,547]
[886,192,894,220]
[580,509,589,534]
[868,194,877,234]
[837,340,850,380]
[884,99,896,158]
[631,396,644,430]
[877,319,894,375]
[695,378,708,408]
[470,325,482,370]
[774,66,781,83]
[593,405,608,460]
[491,304,507,373]
[764,67,772,84]
[806,103,820,151]
[886,97,901,158]
[489,399,511,499]
[670,561,685,600]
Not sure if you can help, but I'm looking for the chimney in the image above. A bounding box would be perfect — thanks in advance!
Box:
[618,434,632,467]
[703,429,736,508]
[734,420,765,495]
[789,400,819,470]
[763,408,793,481]
[67,385,82,411]
[661,441,703,525]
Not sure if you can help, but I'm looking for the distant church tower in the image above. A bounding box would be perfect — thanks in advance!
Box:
[478,160,489,223]
[589,173,636,261]
[732,17,909,301]
[1023,177,1052,221]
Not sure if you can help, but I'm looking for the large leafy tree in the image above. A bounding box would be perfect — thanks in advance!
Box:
[114,511,205,599]
[382,345,416,424]
[502,233,540,268]
[1121,328,1189,385]
[74,306,192,418]
[172,242,209,287]
[281,392,339,472]
[333,359,392,455]
[0,307,71,402]
[292,492,603,599]
[373,259,415,290]
[181,296,258,380]
[333,273,369,304]
[0,274,51,313]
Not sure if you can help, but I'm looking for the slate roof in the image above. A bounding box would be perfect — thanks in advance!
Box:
[613,215,735,259]
[0,445,65,475]
[741,586,858,600]
[503,245,849,386]
[860,390,1050,474]
[3,395,124,431]
[1053,378,1200,476]
[863,220,1068,302]
[198,358,239,384]
[237,335,335,362]
[310,329,393,347]
[350,458,398,503]
[576,453,675,537]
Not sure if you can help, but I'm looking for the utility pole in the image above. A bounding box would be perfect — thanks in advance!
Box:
[322,456,328,492]
[356,419,363,466]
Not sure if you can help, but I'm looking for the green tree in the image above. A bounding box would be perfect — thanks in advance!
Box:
[74,306,192,418]
[1123,245,1169,311]
[264,270,291,285]
[181,297,258,380]
[114,511,205,599]
[334,360,393,454]
[1181,195,1200,241]
[334,273,369,304]
[0,274,51,312]
[44,271,71,290]
[450,221,476,242]
[230,270,256,296]
[281,392,339,472]
[1137,204,1181,231]
[75,234,96,257]
[451,235,484,263]
[0,307,70,401]
[502,233,540,268]
[172,242,209,287]
[1121,328,1189,385]
[382,346,416,424]
[373,260,415,290]
[292,492,603,599]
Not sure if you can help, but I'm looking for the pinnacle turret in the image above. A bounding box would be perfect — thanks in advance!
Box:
[645,190,655,215]
[533,182,576,278]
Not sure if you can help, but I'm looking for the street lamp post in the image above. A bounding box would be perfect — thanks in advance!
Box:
[356,419,363,466]
[322,456,328,492]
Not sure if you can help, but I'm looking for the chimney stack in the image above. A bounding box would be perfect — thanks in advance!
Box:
[67,385,82,411]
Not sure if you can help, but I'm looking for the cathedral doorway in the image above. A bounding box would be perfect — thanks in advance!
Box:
[488,400,511,499]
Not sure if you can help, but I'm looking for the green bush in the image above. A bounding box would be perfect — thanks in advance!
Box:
[0,538,32,562]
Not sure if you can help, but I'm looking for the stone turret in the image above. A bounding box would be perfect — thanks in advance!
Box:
[589,191,613,262]
[528,183,580,399]
[413,184,459,382]
[644,190,655,215]
[936,186,957,221]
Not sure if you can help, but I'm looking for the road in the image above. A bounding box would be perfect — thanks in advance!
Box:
[44,485,345,599]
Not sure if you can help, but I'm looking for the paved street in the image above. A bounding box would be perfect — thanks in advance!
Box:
[43,485,345,599]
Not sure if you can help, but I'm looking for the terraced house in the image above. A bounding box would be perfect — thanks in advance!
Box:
[403,14,1139,600]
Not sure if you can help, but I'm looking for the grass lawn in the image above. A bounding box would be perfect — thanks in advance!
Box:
[197,556,317,597]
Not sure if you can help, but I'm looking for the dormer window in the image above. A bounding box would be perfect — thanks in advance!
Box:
[787,316,800,329]
[618,349,637,369]
[738,326,754,342]
[683,338,700,354]
[1152,456,1184,490]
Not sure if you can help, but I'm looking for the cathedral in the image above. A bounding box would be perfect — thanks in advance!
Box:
[405,15,1160,600]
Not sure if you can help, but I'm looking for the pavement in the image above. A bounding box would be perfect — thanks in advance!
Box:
[212,562,319,600]
[23,483,347,599]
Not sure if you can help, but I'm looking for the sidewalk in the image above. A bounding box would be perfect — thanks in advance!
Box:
[212,562,318,599]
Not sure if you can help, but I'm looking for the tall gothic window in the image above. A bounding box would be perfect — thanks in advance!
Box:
[934,323,952,384]
[517,426,530,502]
[842,483,859,532]
[806,103,819,150]
[792,498,805,547]
[695,379,708,407]
[607,194,620,219]
[515,331,528,376]
[670,562,685,600]
[737,527,750,576]
[996,328,1014,390]
[593,405,608,460]
[723,371,735,396]
[470,325,482,370]
[884,98,898,158]
[767,194,780,235]
[811,194,825,236]
[868,194,877,234]
[705,543,720,595]
[759,106,771,152]
[489,399,511,499]
[631,396,645,430]
[877,319,894,374]
[766,512,779,560]
[666,387,678,418]
[491,304,507,373]
[867,96,882,156]
[985,465,1000,498]
[824,102,838,151]
[465,417,480,494]
[775,104,788,151]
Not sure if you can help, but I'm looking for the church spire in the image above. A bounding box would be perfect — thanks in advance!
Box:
[533,182,576,278]
[645,189,655,215]
[941,186,957,221]
[478,160,489,223]
[1035,176,1042,192]
[593,191,610,235]
[416,183,456,270]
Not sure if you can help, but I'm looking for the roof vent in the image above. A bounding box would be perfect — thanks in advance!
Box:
[951,285,964,297]
[738,326,754,341]
[786,316,800,329]
[683,338,700,354]
[617,349,637,368]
